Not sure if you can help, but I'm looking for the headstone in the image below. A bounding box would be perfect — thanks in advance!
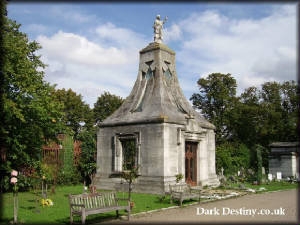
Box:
[221,167,224,176]
[248,168,254,175]
[268,173,272,181]
[237,170,240,176]
[83,186,88,193]
[262,167,265,175]
[276,172,282,180]
[239,183,246,190]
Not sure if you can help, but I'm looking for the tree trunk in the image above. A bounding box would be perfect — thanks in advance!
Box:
[128,177,132,202]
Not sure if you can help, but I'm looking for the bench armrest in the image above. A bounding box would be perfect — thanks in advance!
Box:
[171,190,184,194]
[116,198,130,201]
[70,203,85,208]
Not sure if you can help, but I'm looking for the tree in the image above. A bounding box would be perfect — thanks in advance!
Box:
[1,17,65,185]
[52,88,94,139]
[277,81,299,142]
[190,73,237,144]
[215,142,251,175]
[93,91,124,123]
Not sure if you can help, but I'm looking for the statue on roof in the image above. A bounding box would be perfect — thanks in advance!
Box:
[153,15,168,43]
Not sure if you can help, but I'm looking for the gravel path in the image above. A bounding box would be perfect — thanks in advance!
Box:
[104,189,299,224]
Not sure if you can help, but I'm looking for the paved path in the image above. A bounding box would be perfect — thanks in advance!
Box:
[106,189,299,224]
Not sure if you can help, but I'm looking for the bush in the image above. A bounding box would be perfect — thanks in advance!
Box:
[216,142,251,176]
[77,130,96,186]
[56,167,82,185]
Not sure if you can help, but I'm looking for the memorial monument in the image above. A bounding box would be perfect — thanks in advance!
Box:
[94,16,219,194]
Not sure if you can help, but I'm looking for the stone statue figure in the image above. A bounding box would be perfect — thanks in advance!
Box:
[153,15,168,43]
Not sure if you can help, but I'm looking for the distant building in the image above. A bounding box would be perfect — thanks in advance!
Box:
[269,142,299,179]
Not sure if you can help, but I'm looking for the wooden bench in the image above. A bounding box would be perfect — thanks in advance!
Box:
[169,184,202,207]
[69,192,130,224]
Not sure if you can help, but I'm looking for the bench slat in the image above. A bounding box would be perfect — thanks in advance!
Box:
[69,192,130,224]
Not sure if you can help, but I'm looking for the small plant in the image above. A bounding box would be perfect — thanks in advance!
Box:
[175,174,183,183]
[121,165,140,202]
[40,198,54,207]
[130,201,135,209]
[203,185,209,189]
[158,195,166,203]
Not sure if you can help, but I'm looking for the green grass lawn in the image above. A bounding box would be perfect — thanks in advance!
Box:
[218,181,298,192]
[1,185,177,224]
[1,182,297,224]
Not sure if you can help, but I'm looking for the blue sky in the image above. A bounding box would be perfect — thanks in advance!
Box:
[7,2,298,107]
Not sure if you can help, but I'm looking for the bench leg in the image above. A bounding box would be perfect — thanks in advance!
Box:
[82,211,86,225]
[70,208,73,224]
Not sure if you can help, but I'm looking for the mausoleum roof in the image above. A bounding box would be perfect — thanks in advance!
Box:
[100,42,214,129]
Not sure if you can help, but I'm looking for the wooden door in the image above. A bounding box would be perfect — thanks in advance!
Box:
[185,142,197,186]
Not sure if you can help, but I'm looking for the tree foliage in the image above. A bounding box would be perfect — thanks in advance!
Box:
[52,88,94,139]
[1,17,65,179]
[77,130,96,186]
[215,142,251,175]
[93,91,124,123]
[190,73,237,144]
[191,73,299,173]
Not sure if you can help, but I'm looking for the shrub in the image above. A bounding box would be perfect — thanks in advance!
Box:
[77,130,96,186]
[216,142,251,176]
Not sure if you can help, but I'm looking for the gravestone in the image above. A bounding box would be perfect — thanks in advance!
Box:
[262,167,265,175]
[276,172,282,180]
[268,173,273,181]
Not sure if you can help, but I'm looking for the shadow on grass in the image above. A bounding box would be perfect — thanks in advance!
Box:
[54,210,129,225]
[20,206,36,210]
[0,218,11,225]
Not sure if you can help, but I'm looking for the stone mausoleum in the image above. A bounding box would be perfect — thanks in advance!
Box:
[94,16,219,194]
[269,142,299,179]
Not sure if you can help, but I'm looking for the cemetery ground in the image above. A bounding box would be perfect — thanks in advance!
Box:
[1,181,298,224]
[119,188,298,223]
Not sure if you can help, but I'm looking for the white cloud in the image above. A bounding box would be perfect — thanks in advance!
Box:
[38,31,134,66]
[164,23,182,43]
[173,5,297,94]
[37,23,146,107]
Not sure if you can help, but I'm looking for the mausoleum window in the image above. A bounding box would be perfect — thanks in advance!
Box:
[145,68,153,80]
[121,139,136,170]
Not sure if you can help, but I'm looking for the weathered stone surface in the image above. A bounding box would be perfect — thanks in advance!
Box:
[268,142,299,179]
[95,42,219,194]
[100,42,214,129]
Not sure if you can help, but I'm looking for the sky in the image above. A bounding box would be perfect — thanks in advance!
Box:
[7,2,298,108]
